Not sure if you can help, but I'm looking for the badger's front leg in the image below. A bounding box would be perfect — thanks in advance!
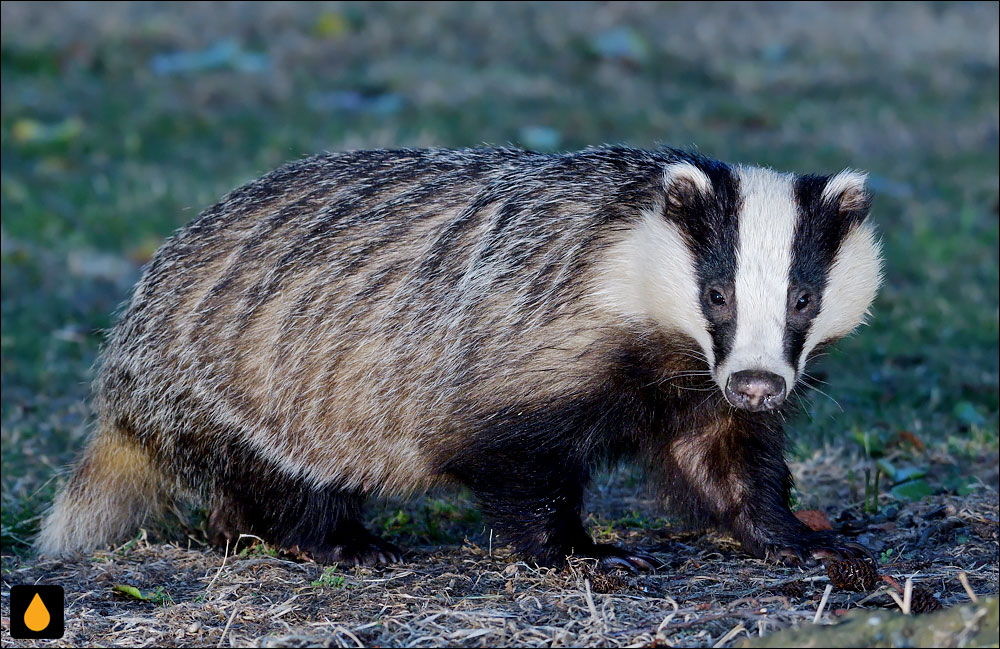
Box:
[667,411,869,562]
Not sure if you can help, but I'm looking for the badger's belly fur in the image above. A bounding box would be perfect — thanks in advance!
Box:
[38,147,882,570]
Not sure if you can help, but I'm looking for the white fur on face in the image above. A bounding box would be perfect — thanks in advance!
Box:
[798,221,883,373]
[596,203,715,368]
[716,166,799,394]
[595,162,881,402]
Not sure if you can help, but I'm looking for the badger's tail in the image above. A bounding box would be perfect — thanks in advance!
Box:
[36,423,169,557]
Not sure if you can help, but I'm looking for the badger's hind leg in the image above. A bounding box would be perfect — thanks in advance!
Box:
[443,428,658,573]
[206,455,402,566]
[453,455,657,572]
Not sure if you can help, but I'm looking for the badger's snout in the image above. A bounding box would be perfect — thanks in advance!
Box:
[725,370,786,412]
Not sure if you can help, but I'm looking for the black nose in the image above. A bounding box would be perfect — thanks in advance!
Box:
[725,370,786,412]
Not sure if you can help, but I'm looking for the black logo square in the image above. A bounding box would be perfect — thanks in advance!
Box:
[9,585,64,639]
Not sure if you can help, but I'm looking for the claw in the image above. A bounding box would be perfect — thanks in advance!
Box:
[840,541,876,562]
[310,536,404,566]
[770,545,808,564]
[765,532,874,566]
[590,544,659,573]
[624,553,659,572]
[810,547,845,561]
[598,553,659,574]
[599,555,642,574]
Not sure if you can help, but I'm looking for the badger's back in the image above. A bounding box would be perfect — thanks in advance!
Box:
[97,148,669,495]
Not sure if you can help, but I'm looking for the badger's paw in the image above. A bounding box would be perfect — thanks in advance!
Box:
[763,531,873,565]
[311,532,405,567]
[584,543,660,574]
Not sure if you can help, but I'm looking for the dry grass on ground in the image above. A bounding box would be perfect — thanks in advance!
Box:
[2,475,997,647]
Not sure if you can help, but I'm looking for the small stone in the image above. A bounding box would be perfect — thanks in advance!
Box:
[187,621,202,634]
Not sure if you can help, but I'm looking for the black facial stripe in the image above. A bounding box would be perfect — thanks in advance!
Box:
[786,174,871,366]
[783,324,809,371]
[709,318,738,370]
[660,152,742,369]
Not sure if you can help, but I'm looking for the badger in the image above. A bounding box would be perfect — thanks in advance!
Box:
[37,147,882,571]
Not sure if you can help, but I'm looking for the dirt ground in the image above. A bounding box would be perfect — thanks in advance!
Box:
[2,482,997,647]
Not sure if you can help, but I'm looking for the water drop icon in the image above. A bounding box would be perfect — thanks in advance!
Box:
[24,592,51,632]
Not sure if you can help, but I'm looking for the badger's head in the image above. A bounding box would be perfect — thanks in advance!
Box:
[603,156,883,412]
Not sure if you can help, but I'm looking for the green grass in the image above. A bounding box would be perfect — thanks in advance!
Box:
[1,3,997,556]
[311,565,350,589]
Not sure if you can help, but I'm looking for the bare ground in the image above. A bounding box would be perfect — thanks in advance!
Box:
[2,474,997,647]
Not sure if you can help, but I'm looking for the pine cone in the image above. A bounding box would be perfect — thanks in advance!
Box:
[778,580,806,598]
[909,586,942,614]
[827,558,880,592]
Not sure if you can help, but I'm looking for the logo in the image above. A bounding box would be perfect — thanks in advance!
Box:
[10,585,64,639]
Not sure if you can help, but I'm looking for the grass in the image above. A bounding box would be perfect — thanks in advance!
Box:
[311,566,348,589]
[1,2,997,646]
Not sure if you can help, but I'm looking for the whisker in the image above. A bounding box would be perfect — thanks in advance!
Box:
[673,349,709,360]
[643,367,714,390]
[803,382,844,412]
[656,372,713,382]
[695,390,725,411]
[793,391,817,423]
[670,384,718,392]
[801,370,830,386]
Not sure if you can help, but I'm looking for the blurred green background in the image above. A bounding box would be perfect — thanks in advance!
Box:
[2,2,997,553]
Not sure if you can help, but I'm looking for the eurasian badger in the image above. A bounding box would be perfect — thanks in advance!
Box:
[38,147,882,571]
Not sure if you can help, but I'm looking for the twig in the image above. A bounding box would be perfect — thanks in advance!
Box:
[655,598,680,634]
[902,578,913,615]
[205,538,231,598]
[887,589,906,613]
[813,584,833,624]
[729,567,825,598]
[713,623,746,648]
[218,606,238,648]
[958,572,978,603]
[886,576,913,615]
[857,585,892,606]
[881,574,903,593]
[334,625,365,648]
[583,578,600,627]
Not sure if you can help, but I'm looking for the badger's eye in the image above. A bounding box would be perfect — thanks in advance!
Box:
[709,290,726,306]
[796,294,812,311]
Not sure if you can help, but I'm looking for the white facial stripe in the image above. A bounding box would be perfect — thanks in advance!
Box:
[595,205,715,368]
[663,162,713,197]
[718,166,798,391]
[798,221,883,373]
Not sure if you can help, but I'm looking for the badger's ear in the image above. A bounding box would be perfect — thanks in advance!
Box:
[663,161,713,211]
[821,169,872,225]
